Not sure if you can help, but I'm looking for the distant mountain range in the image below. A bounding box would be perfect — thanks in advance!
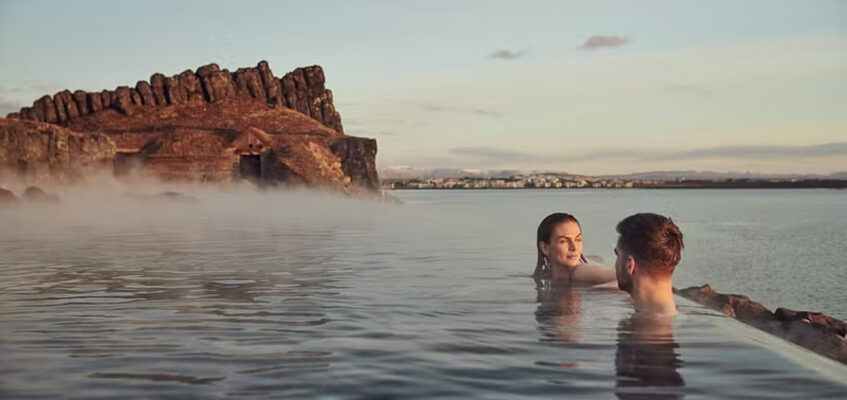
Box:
[604,170,847,181]
[379,166,523,180]
[379,166,847,181]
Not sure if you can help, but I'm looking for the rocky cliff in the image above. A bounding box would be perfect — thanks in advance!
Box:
[0,118,115,183]
[8,61,343,134]
[4,61,378,193]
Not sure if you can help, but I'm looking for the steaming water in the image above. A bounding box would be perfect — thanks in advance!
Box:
[1,188,845,398]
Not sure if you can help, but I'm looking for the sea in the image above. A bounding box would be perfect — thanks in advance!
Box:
[1,187,845,398]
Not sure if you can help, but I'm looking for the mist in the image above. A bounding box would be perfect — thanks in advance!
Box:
[0,176,393,240]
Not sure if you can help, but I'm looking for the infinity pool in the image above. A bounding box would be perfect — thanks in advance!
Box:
[1,188,845,398]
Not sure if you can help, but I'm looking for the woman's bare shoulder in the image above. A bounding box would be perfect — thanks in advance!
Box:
[572,263,616,284]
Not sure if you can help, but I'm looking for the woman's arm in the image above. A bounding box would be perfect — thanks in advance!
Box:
[571,263,616,284]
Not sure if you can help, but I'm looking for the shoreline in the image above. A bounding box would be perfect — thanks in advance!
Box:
[383,180,847,190]
[385,185,847,190]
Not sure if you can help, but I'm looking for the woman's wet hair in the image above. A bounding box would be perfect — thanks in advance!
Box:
[534,213,584,279]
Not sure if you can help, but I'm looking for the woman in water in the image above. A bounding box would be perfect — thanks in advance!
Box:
[533,212,616,284]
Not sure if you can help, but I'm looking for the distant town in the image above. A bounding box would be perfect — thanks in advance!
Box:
[381,173,847,190]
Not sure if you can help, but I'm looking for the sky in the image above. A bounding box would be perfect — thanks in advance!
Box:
[1,0,845,175]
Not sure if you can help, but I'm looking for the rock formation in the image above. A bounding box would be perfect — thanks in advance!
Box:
[0,187,18,207]
[330,137,379,191]
[8,61,343,134]
[676,284,847,364]
[4,61,379,193]
[22,186,60,203]
[0,118,115,183]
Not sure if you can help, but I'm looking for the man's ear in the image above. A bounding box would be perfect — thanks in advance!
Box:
[627,256,636,276]
[540,241,550,257]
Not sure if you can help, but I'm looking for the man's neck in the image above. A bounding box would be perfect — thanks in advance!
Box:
[631,275,676,316]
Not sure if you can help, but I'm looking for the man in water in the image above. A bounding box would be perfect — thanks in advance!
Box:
[614,213,684,316]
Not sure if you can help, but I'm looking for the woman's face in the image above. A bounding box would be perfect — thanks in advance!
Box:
[541,221,584,269]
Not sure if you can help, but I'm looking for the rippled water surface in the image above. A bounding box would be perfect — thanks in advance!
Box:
[1,188,845,398]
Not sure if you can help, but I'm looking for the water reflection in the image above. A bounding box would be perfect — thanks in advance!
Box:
[615,313,686,399]
[534,279,582,343]
[0,227,344,397]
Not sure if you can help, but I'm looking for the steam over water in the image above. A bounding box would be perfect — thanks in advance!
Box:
[1,187,845,398]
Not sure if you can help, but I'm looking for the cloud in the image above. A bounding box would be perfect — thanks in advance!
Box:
[668,84,715,97]
[489,48,529,60]
[444,143,847,168]
[675,143,847,159]
[573,143,847,161]
[0,82,57,115]
[343,118,403,137]
[417,102,503,117]
[580,35,630,50]
[0,96,22,116]
[450,146,536,162]
[421,104,446,112]
[387,100,503,118]
[471,108,503,117]
[352,129,397,137]
[0,83,55,95]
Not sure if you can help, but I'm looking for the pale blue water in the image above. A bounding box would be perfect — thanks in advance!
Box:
[398,189,847,320]
[0,188,845,398]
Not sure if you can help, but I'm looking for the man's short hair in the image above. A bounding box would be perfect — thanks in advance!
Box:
[616,213,684,274]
